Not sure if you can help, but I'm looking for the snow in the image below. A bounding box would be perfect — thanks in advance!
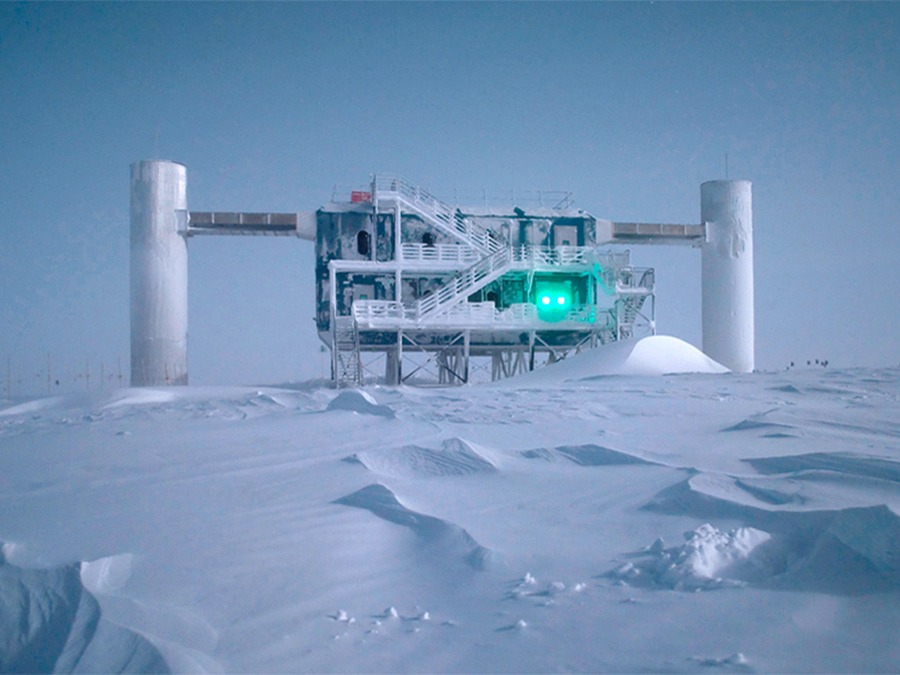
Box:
[609,523,774,591]
[511,335,729,383]
[1,346,899,673]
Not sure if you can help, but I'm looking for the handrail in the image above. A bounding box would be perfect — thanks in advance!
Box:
[616,267,655,292]
[352,299,616,329]
[415,246,512,320]
[352,300,406,322]
[511,245,594,267]
[400,243,482,265]
[373,175,503,254]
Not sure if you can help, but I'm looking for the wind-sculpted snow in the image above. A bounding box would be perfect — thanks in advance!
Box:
[0,545,168,674]
[2,367,900,673]
[745,451,900,483]
[608,523,774,591]
[520,443,656,466]
[345,438,497,478]
[641,464,900,594]
[333,483,493,570]
[326,390,396,417]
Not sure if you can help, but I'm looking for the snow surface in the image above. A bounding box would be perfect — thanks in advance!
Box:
[1,344,899,673]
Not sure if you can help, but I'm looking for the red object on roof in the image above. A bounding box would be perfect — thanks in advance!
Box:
[351,191,372,203]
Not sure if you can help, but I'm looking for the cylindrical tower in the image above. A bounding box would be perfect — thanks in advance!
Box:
[130,160,189,386]
[701,180,754,373]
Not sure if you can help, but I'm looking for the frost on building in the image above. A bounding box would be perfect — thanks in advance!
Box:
[315,176,656,386]
[130,161,751,388]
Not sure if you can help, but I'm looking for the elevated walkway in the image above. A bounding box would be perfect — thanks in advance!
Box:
[187,211,317,239]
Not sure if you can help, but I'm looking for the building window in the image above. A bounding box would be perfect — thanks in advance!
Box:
[357,231,371,256]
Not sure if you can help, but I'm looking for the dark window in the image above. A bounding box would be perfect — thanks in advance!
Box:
[357,231,371,256]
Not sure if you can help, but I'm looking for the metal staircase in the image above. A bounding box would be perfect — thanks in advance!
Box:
[332,316,362,386]
[618,295,648,325]
[373,175,502,255]
[615,268,654,337]
[414,246,513,322]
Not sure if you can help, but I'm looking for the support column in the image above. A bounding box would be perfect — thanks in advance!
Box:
[701,180,754,373]
[130,160,189,386]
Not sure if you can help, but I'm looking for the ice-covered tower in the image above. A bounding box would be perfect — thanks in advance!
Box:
[700,180,754,373]
[130,160,189,386]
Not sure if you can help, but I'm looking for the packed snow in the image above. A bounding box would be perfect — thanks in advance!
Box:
[1,337,899,673]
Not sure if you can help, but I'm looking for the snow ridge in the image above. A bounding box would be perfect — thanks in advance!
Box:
[345,438,497,479]
[333,484,492,570]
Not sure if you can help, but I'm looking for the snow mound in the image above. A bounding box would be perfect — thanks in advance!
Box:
[608,524,773,591]
[0,545,168,673]
[643,467,900,593]
[520,443,655,466]
[333,483,492,570]
[346,438,497,478]
[511,336,728,383]
[0,396,69,417]
[326,390,395,418]
[102,389,179,409]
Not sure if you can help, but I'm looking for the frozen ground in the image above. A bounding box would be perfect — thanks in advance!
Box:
[1,338,899,673]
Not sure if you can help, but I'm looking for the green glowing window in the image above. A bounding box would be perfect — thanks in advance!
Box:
[535,281,572,321]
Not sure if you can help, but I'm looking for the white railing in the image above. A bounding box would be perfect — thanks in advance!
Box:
[415,246,512,320]
[511,245,593,267]
[500,303,538,323]
[616,267,655,293]
[373,175,502,254]
[565,305,615,327]
[432,302,497,324]
[351,299,616,329]
[352,300,406,323]
[400,243,482,265]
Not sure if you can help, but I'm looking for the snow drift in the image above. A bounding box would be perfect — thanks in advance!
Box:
[0,546,168,673]
[1,366,899,673]
[510,335,728,383]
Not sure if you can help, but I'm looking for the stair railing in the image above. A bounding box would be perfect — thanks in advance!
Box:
[373,175,502,254]
[414,246,512,321]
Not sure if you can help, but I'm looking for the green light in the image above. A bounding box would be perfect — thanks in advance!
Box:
[535,280,573,322]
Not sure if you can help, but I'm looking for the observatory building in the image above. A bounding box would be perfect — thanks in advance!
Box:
[130,161,754,387]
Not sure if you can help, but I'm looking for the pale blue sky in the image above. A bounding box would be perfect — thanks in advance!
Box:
[2,2,898,392]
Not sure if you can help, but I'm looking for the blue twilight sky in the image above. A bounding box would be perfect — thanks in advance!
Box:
[1,2,898,392]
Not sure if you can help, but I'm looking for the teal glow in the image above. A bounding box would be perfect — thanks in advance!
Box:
[535,280,573,322]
